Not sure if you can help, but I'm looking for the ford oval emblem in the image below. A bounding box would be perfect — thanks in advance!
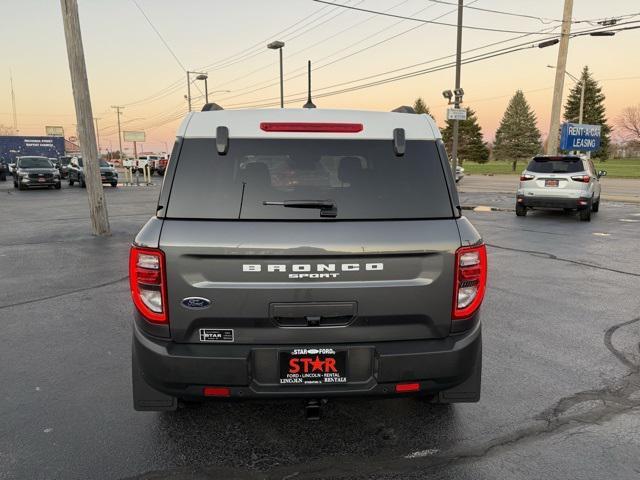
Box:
[181,297,212,310]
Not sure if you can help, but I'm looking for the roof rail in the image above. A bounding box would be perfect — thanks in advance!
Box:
[201,103,224,112]
[391,106,416,114]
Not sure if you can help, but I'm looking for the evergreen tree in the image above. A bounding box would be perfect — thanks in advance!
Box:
[442,107,489,164]
[493,90,542,171]
[563,66,611,158]
[413,97,430,115]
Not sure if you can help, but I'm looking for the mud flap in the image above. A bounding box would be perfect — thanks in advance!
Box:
[132,342,177,411]
[437,335,482,403]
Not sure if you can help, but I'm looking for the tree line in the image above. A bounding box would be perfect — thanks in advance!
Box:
[412,66,623,170]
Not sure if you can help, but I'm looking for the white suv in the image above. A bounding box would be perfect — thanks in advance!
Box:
[516,155,606,222]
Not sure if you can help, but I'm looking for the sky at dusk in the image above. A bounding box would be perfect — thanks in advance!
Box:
[1,0,639,155]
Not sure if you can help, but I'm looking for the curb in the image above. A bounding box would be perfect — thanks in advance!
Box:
[461,205,513,212]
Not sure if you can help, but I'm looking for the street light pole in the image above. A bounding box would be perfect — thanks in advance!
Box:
[450,0,463,176]
[578,78,585,124]
[268,41,285,108]
[195,74,209,103]
[546,0,574,155]
[186,71,191,112]
[279,48,283,108]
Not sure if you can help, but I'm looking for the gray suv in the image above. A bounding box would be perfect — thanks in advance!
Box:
[130,107,487,412]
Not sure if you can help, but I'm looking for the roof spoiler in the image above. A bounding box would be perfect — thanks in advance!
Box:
[202,103,224,112]
[391,106,416,114]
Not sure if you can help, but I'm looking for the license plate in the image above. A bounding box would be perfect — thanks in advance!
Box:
[545,179,559,187]
[38,178,45,183]
[279,348,347,385]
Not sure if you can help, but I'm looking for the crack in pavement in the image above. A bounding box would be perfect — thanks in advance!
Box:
[0,276,128,310]
[487,243,640,278]
[604,317,640,372]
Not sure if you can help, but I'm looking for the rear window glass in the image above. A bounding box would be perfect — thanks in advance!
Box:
[166,139,453,220]
[527,157,584,174]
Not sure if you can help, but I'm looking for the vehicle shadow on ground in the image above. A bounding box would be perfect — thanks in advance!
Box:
[151,397,459,474]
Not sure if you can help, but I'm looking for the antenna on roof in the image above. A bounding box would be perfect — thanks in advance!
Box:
[303,60,316,109]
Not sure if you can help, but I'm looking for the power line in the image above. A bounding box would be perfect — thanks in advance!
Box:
[216,0,469,102]
[311,0,557,34]
[229,21,640,109]
[224,22,561,107]
[130,0,186,71]
[118,1,337,108]
[424,0,562,24]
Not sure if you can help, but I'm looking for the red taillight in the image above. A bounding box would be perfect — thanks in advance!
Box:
[129,246,168,324]
[203,387,231,397]
[520,174,535,181]
[453,245,487,320]
[395,383,420,393]
[571,175,591,183]
[259,122,363,133]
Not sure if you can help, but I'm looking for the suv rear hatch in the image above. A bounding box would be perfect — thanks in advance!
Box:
[523,156,588,195]
[160,136,461,344]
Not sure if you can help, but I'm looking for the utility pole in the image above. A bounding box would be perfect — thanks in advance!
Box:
[546,0,574,155]
[186,71,192,112]
[111,105,124,158]
[10,70,18,134]
[94,117,101,155]
[450,0,464,176]
[60,0,110,235]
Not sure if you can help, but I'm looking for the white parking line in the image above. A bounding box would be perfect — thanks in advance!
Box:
[404,448,440,459]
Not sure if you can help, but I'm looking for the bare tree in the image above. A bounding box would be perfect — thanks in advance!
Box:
[617,105,640,141]
[0,124,14,135]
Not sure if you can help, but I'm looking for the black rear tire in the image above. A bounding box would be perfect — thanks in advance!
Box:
[111,182,118,188]
[579,204,592,222]
[69,177,75,186]
[80,176,86,188]
[592,199,600,212]
[55,183,61,190]
[515,204,527,217]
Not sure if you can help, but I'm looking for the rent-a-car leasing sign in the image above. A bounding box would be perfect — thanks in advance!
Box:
[560,123,601,151]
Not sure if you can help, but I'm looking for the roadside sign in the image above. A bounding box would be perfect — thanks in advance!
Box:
[560,123,601,151]
[45,126,64,137]
[446,108,467,121]
[124,131,146,142]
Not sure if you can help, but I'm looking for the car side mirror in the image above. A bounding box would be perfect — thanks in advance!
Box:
[598,170,607,178]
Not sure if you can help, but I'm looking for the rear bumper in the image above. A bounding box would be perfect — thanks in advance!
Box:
[133,319,481,400]
[517,194,590,209]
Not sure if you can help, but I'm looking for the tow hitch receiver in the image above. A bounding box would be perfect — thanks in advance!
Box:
[305,399,325,420]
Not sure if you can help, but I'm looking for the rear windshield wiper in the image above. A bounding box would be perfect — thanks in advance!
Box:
[262,199,337,217]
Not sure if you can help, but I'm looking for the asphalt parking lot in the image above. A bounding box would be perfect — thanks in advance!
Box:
[1,178,639,480]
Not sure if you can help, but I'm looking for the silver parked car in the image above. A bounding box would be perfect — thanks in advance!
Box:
[516,155,606,222]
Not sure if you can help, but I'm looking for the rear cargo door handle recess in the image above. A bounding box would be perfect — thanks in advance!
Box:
[270,302,357,327]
